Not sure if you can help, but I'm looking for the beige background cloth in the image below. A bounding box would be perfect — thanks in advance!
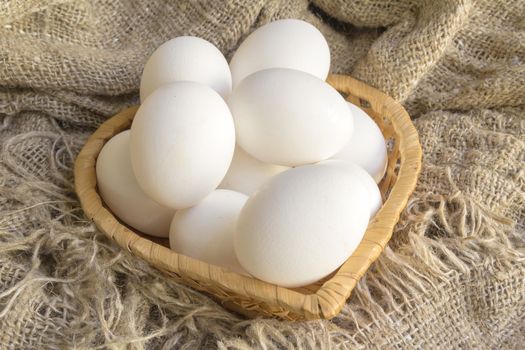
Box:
[0,0,524,348]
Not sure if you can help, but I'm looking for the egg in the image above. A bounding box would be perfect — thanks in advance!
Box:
[229,19,330,87]
[235,162,370,287]
[332,103,388,183]
[170,189,248,274]
[320,160,382,219]
[228,68,353,166]
[140,36,232,102]
[219,146,289,195]
[96,131,174,237]
[130,82,235,209]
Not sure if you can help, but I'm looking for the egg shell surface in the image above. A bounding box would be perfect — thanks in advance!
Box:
[229,19,330,86]
[140,36,232,101]
[96,130,174,237]
[332,102,388,183]
[170,189,248,274]
[219,146,289,195]
[130,82,235,210]
[320,160,382,219]
[235,162,370,288]
[228,68,353,166]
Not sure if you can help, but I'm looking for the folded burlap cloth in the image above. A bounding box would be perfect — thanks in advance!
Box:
[1,0,524,348]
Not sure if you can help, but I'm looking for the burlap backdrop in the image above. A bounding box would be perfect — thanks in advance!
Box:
[0,0,524,348]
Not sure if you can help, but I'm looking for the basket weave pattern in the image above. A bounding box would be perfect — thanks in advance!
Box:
[74,74,422,320]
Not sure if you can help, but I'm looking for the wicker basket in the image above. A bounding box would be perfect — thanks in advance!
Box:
[74,74,422,320]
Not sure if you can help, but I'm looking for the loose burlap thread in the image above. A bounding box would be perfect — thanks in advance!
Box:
[0,0,524,349]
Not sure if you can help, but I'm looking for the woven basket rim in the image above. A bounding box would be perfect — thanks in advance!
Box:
[74,74,422,320]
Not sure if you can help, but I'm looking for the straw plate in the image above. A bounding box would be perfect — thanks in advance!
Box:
[75,74,422,320]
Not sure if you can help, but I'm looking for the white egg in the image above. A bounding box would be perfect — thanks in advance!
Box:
[96,131,174,237]
[320,160,382,219]
[170,189,248,274]
[219,146,289,195]
[229,19,330,87]
[130,82,235,210]
[228,68,353,166]
[332,103,388,183]
[140,36,232,102]
[235,162,370,288]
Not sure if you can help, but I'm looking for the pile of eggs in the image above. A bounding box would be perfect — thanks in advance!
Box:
[96,19,387,288]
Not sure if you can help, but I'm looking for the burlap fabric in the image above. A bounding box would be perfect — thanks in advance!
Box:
[0,0,524,348]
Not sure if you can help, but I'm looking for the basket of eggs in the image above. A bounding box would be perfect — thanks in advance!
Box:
[75,19,422,320]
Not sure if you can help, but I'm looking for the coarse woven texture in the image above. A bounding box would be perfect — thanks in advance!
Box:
[0,0,524,348]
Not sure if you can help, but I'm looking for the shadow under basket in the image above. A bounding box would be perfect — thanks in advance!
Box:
[74,74,422,320]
